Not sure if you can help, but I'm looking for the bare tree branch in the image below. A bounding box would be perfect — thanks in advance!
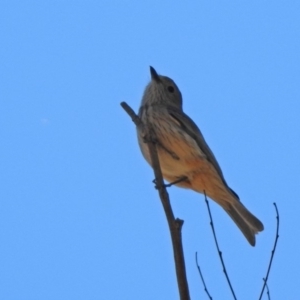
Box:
[258,203,279,300]
[195,252,213,299]
[121,101,190,300]
[204,192,237,300]
[120,102,143,127]
[263,278,271,300]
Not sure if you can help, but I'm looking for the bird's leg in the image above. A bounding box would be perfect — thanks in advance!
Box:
[165,176,188,187]
[153,176,188,189]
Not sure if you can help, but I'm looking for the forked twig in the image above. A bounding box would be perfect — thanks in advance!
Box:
[258,203,279,300]
[204,192,237,300]
[263,278,271,300]
[195,252,213,300]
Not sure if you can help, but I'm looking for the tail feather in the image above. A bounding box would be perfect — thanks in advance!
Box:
[225,201,264,246]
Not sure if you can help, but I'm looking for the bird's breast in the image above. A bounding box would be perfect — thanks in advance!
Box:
[138,106,206,177]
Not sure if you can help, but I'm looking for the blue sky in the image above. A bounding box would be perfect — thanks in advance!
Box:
[1,1,299,299]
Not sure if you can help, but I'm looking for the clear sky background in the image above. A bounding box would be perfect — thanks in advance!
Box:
[1,1,299,299]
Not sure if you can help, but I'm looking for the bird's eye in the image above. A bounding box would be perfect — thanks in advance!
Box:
[167,86,174,93]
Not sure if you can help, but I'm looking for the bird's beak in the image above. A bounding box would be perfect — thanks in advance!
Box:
[150,66,160,82]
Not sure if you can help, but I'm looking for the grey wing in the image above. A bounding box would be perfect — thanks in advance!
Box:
[167,106,239,198]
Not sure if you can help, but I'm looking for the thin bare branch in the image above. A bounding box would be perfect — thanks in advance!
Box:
[195,252,213,300]
[204,192,237,300]
[263,278,271,300]
[120,102,143,127]
[121,101,190,300]
[258,203,279,300]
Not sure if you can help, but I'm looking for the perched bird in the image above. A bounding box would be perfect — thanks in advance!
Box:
[137,66,264,246]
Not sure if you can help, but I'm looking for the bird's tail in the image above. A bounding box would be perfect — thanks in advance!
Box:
[224,201,264,246]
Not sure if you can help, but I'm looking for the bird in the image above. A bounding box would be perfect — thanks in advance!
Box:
[136,66,264,246]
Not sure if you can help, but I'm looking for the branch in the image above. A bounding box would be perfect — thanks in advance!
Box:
[121,101,190,300]
[120,102,143,127]
[204,192,237,300]
[258,203,280,300]
[263,278,271,300]
[195,252,213,299]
